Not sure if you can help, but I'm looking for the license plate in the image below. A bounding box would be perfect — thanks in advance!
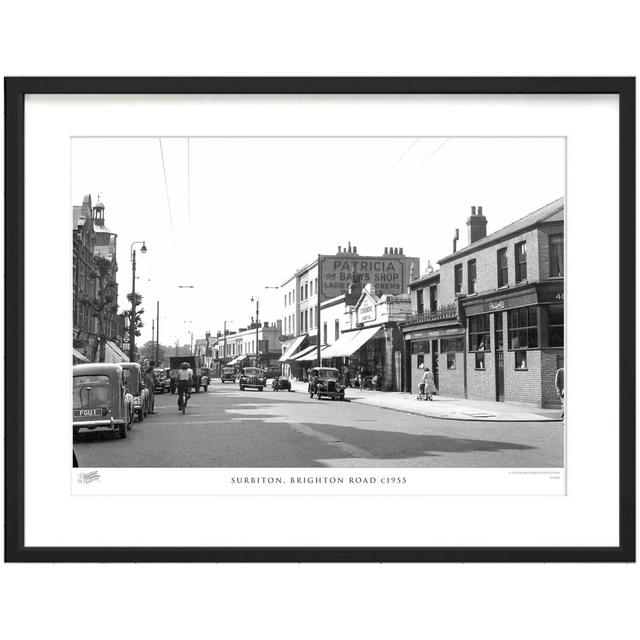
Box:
[74,408,104,417]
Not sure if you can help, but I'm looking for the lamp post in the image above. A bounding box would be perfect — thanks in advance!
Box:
[129,241,147,362]
[251,296,260,367]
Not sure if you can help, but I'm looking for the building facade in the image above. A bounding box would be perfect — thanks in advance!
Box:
[278,244,419,381]
[402,200,564,407]
[214,321,283,370]
[72,195,124,363]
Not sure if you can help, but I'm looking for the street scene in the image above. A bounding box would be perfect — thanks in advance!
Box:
[72,137,565,469]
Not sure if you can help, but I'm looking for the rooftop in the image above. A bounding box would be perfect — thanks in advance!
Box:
[438,197,564,264]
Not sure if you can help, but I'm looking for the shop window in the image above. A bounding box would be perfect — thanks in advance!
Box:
[508,306,538,349]
[454,264,463,294]
[494,311,504,350]
[417,354,424,367]
[447,353,456,370]
[515,241,527,283]
[467,259,477,294]
[547,304,564,347]
[411,340,430,355]
[441,337,464,352]
[497,248,508,287]
[335,319,340,341]
[515,350,527,370]
[549,234,564,277]
[416,289,424,314]
[475,352,485,370]
[468,314,491,351]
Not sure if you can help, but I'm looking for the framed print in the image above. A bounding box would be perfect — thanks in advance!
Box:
[4,77,635,562]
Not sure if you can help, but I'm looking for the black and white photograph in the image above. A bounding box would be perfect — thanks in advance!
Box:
[71,136,566,472]
[6,77,632,563]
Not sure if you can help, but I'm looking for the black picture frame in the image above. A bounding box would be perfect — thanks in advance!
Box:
[4,77,635,563]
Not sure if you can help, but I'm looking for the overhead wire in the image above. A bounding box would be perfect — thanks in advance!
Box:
[158,138,175,239]
[411,138,451,175]
[385,137,420,175]
[187,137,191,243]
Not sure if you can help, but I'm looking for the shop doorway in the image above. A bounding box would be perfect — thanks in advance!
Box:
[495,351,504,401]
[494,311,504,401]
[431,340,439,390]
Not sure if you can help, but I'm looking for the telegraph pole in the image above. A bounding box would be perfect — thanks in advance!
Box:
[155,301,160,363]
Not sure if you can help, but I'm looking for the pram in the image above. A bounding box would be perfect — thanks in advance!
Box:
[416,382,434,401]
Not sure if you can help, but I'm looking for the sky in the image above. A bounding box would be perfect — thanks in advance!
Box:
[72,136,565,347]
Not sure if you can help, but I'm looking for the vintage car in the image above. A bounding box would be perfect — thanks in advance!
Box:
[239,367,266,391]
[271,376,292,391]
[200,367,211,392]
[308,367,346,400]
[153,367,166,393]
[73,363,134,439]
[221,366,237,383]
[121,362,150,422]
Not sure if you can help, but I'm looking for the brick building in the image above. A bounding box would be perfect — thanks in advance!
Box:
[402,199,564,408]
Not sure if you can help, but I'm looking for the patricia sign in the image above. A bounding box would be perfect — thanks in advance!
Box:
[319,255,416,301]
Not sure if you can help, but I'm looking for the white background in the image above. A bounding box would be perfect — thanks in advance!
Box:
[1,2,638,639]
[28,94,604,546]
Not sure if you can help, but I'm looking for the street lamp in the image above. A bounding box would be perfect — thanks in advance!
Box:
[251,296,260,367]
[129,241,147,362]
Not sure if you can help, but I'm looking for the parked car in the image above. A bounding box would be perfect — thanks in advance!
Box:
[271,376,292,391]
[221,366,236,384]
[201,367,211,392]
[239,367,266,391]
[308,367,346,400]
[121,362,150,422]
[73,363,134,439]
[153,367,166,393]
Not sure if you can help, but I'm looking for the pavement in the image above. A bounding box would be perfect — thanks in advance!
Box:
[288,380,562,422]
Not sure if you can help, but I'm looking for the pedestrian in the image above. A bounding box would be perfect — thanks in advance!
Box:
[555,367,565,419]
[143,362,157,414]
[343,364,351,388]
[422,366,437,401]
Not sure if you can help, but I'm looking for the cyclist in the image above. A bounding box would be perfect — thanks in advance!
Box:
[177,361,193,411]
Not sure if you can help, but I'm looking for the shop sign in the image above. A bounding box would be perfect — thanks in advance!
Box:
[465,291,537,315]
[319,255,411,301]
[407,328,464,340]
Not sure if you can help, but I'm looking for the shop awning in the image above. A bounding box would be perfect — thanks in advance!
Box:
[226,354,248,366]
[321,326,383,359]
[104,340,129,363]
[278,335,307,362]
[291,344,328,362]
[72,348,90,363]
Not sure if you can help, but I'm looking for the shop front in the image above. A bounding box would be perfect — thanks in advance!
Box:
[462,281,564,407]
[402,322,465,396]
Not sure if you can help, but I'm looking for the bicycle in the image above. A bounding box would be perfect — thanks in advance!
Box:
[178,381,192,414]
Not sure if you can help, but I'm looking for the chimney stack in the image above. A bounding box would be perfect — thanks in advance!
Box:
[453,228,460,253]
[467,205,487,244]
